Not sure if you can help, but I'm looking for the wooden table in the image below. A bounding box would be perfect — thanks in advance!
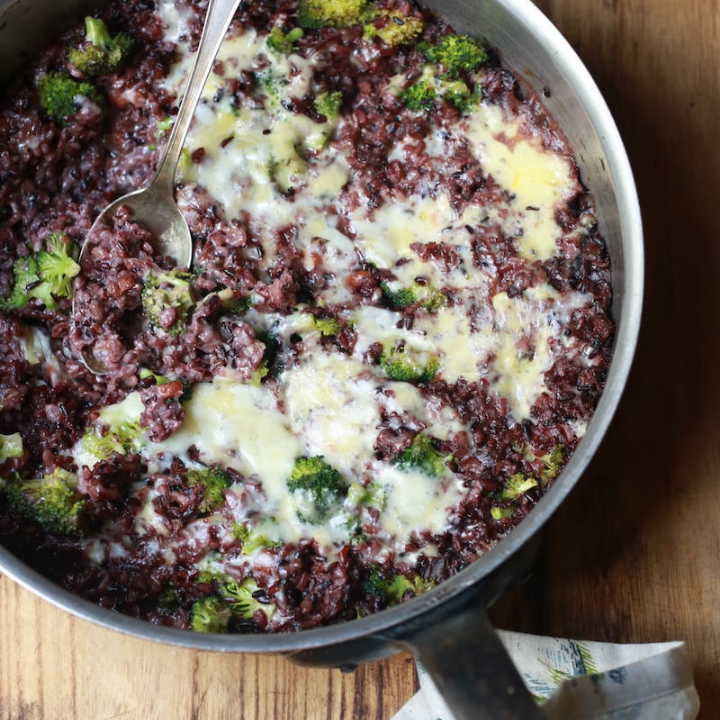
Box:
[1,0,718,718]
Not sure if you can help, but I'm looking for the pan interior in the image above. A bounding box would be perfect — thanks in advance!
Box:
[0,0,642,652]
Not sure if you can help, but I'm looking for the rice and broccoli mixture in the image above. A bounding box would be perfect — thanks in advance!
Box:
[0,0,613,632]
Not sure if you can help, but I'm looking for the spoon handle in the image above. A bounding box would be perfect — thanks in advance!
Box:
[153,0,244,195]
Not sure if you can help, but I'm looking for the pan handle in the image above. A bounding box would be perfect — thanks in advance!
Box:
[393,598,547,720]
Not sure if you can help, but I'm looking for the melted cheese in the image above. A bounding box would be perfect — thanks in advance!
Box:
[379,382,464,441]
[491,291,558,419]
[350,193,455,269]
[153,378,300,506]
[19,325,65,382]
[351,306,433,355]
[415,305,487,383]
[282,349,380,476]
[464,103,575,261]
[99,390,144,427]
[349,294,561,421]
[372,463,463,539]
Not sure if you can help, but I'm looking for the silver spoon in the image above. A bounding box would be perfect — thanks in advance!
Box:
[76,0,243,372]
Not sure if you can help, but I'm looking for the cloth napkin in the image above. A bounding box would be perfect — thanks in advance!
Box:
[391,631,700,720]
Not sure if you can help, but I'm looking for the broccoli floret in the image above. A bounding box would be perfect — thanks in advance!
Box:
[540,445,564,482]
[305,129,332,151]
[365,567,435,605]
[347,482,366,505]
[364,483,386,508]
[157,582,181,612]
[154,115,175,141]
[267,25,304,54]
[500,473,539,501]
[401,68,477,113]
[380,280,447,311]
[379,345,440,383]
[232,523,281,554]
[379,281,417,309]
[254,68,290,105]
[6,467,90,535]
[36,233,81,300]
[1,235,79,311]
[313,315,342,336]
[80,391,146,462]
[423,33,488,76]
[490,505,516,521]
[0,433,23,462]
[246,361,270,387]
[82,419,144,461]
[186,466,233,514]
[439,78,475,112]
[84,16,127,51]
[191,572,274,632]
[313,90,343,119]
[67,16,134,77]
[347,481,386,509]
[217,576,274,621]
[492,473,540,520]
[177,147,194,181]
[287,456,345,523]
[142,270,194,336]
[383,575,414,603]
[401,35,486,114]
[37,71,103,126]
[139,367,172,385]
[298,0,369,29]
[0,257,47,310]
[217,290,252,315]
[364,11,424,46]
[157,582,180,610]
[423,289,447,311]
[401,75,436,112]
[190,595,233,633]
[393,433,448,477]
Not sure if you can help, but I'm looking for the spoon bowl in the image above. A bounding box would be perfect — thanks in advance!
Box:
[80,181,193,269]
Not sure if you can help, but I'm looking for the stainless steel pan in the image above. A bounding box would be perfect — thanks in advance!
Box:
[0,0,644,717]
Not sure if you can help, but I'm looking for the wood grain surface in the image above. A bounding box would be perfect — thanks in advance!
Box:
[1,0,719,718]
